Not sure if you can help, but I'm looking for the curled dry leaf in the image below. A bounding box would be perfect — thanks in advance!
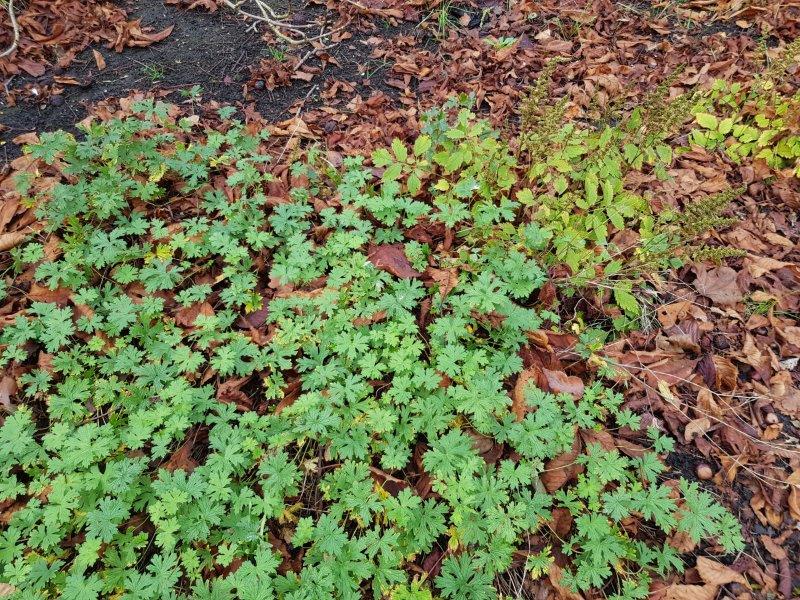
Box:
[0,231,26,252]
[684,417,711,442]
[711,356,738,393]
[542,368,584,399]
[92,49,106,70]
[787,470,800,521]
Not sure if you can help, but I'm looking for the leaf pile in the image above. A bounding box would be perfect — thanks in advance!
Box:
[0,0,172,80]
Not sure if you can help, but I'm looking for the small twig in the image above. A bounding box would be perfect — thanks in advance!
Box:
[221,0,348,46]
[1,0,19,59]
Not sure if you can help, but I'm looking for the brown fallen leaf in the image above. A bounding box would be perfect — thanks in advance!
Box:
[745,254,796,278]
[0,376,17,412]
[427,267,459,300]
[175,302,214,327]
[548,564,584,600]
[694,265,742,306]
[711,356,738,393]
[684,417,711,441]
[696,556,747,586]
[663,584,718,600]
[0,231,27,252]
[542,368,584,399]
[92,49,107,70]
[368,244,422,279]
[759,535,787,561]
[512,367,548,421]
[541,437,581,492]
[130,24,175,48]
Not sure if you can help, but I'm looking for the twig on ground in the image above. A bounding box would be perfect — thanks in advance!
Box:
[221,0,348,46]
[1,0,19,59]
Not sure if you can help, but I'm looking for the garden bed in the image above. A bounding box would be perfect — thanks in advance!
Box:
[1,1,799,599]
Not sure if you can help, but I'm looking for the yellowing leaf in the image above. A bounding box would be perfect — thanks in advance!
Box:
[695,113,719,130]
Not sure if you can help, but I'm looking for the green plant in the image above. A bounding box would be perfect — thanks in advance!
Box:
[267,46,286,61]
[512,66,745,326]
[0,99,743,600]
[691,39,800,174]
[179,85,204,100]
[142,63,166,83]
[483,36,517,50]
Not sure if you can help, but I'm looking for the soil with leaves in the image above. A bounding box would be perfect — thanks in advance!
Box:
[1,1,799,600]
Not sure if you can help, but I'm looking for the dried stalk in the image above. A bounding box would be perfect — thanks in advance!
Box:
[1,0,19,59]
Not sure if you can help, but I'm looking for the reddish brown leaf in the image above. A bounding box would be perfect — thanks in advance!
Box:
[367,244,421,279]
[542,368,584,399]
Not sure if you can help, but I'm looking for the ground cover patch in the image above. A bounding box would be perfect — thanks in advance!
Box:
[1,1,800,599]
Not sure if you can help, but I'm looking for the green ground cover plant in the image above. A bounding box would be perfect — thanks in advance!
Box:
[0,81,757,599]
[691,39,800,174]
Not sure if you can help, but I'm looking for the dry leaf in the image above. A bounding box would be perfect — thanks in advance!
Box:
[512,368,538,421]
[0,231,27,252]
[664,584,718,600]
[542,368,584,399]
[759,535,787,561]
[541,437,581,492]
[368,244,421,279]
[745,254,794,278]
[92,49,107,70]
[696,556,747,586]
[0,376,16,412]
[174,302,214,327]
[684,417,711,441]
[694,266,742,306]
[427,267,459,300]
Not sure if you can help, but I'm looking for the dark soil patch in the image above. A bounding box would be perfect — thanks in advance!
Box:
[0,0,422,164]
[0,1,256,156]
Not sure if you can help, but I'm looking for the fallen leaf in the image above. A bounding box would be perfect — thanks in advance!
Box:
[745,254,795,278]
[711,356,738,393]
[175,302,214,327]
[684,417,711,441]
[542,368,584,399]
[0,376,16,412]
[694,266,742,306]
[696,556,747,586]
[541,437,581,492]
[0,231,27,252]
[663,584,718,600]
[512,368,538,421]
[368,244,421,279]
[427,267,458,300]
[759,535,787,561]
[548,564,584,600]
[92,49,107,70]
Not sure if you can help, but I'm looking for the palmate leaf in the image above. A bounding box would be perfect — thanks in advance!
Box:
[0,101,750,600]
[436,555,495,600]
